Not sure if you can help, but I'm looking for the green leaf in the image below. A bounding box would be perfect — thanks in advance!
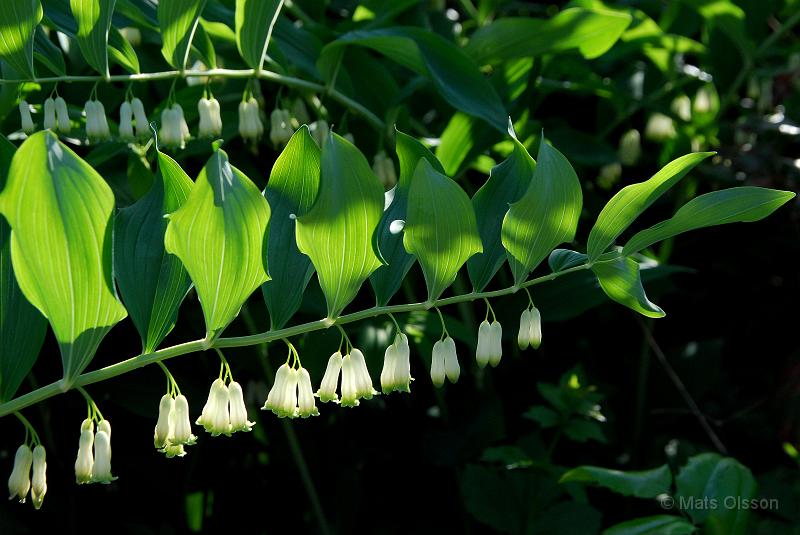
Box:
[501,137,583,285]
[466,8,632,64]
[548,249,588,273]
[164,148,270,342]
[0,131,127,386]
[190,20,216,69]
[675,453,756,535]
[561,464,672,498]
[623,187,796,256]
[295,133,384,318]
[563,419,606,443]
[158,0,207,69]
[0,135,47,402]
[318,27,507,131]
[403,160,482,301]
[262,126,321,329]
[0,0,42,79]
[467,134,534,291]
[370,129,443,305]
[592,256,665,318]
[604,516,697,535]
[108,25,139,73]
[115,151,193,353]
[523,405,559,428]
[70,0,116,78]
[586,152,714,261]
[33,26,66,76]
[235,0,283,70]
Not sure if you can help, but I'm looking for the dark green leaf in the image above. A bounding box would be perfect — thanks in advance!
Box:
[523,405,560,428]
[403,159,482,301]
[623,187,796,256]
[158,0,207,69]
[114,151,192,353]
[561,464,672,498]
[0,132,127,386]
[467,133,534,291]
[70,0,116,77]
[108,24,139,73]
[235,0,283,70]
[604,515,697,535]
[370,130,443,305]
[548,249,588,273]
[592,256,665,318]
[0,0,42,78]
[262,126,321,329]
[33,26,66,76]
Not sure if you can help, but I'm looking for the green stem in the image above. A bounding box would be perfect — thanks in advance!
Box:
[0,263,590,418]
[0,68,385,132]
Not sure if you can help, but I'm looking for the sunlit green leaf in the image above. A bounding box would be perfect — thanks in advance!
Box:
[467,134,534,291]
[158,0,207,69]
[370,129,443,306]
[318,27,507,131]
[0,0,42,79]
[623,187,796,256]
[403,159,482,301]
[604,516,697,535]
[466,8,632,64]
[548,249,588,273]
[592,256,664,318]
[587,152,714,262]
[115,151,192,353]
[675,453,756,535]
[560,464,672,498]
[262,126,320,329]
[501,138,583,285]
[164,148,270,342]
[295,133,384,318]
[70,0,116,77]
[0,135,46,402]
[235,0,283,70]
[0,131,127,386]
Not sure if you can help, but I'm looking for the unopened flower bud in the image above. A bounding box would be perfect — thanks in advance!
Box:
[154,394,173,449]
[55,96,70,133]
[671,95,692,122]
[239,97,263,143]
[119,100,135,141]
[74,419,94,484]
[131,98,149,138]
[476,320,492,368]
[91,420,116,484]
[198,97,222,138]
[30,445,46,510]
[43,98,56,130]
[597,162,622,190]
[430,340,446,387]
[618,129,641,166]
[645,113,676,142]
[7,445,32,503]
[487,321,503,367]
[442,337,460,383]
[19,100,35,134]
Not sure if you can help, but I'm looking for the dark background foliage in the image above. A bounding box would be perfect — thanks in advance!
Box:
[1,0,799,533]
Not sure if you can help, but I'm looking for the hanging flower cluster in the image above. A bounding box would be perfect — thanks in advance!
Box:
[197,359,256,436]
[380,332,412,394]
[518,305,543,350]
[476,318,503,368]
[84,99,111,142]
[160,103,190,148]
[118,97,150,141]
[430,336,460,387]
[154,394,197,458]
[263,342,319,417]
[74,418,116,485]
[7,425,47,510]
[238,97,264,143]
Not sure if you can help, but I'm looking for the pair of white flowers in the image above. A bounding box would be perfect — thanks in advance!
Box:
[75,419,115,485]
[316,349,378,407]
[119,97,150,141]
[43,97,71,134]
[196,379,255,436]
[476,320,504,368]
[84,99,112,142]
[430,336,461,386]
[160,103,191,149]
[265,364,320,417]
[381,333,413,394]
[154,394,197,457]
[8,444,46,509]
[518,307,543,350]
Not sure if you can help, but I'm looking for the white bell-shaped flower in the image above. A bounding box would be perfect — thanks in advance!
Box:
[476,320,492,368]
[19,100,35,134]
[372,150,397,189]
[154,394,173,449]
[238,97,263,143]
[198,97,222,138]
[84,100,111,142]
[91,420,116,484]
[7,444,32,503]
[350,348,377,401]
[269,108,293,146]
[443,337,460,383]
[196,378,231,436]
[31,445,46,510]
[430,340,447,387]
[381,333,412,394]
[131,97,149,138]
[174,103,190,142]
[170,394,197,445]
[309,120,329,147]
[119,100,135,141]
[694,86,715,115]
[74,419,94,484]
[644,113,676,142]
[160,107,181,148]
[340,353,360,407]
[43,97,57,130]
[55,96,70,133]
[317,352,343,403]
[487,321,503,367]
[296,368,319,418]
[517,309,532,350]
[618,129,641,166]
[263,363,299,418]
[671,95,692,122]
[228,381,255,432]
